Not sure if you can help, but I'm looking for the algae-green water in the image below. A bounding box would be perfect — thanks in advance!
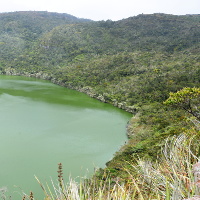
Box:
[0,75,132,198]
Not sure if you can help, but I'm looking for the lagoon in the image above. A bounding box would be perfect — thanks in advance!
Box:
[0,75,132,198]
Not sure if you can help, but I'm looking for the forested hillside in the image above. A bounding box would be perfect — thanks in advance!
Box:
[0,11,90,63]
[0,11,200,199]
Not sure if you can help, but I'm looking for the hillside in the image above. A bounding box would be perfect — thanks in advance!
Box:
[0,11,90,63]
[0,11,200,199]
[1,13,200,67]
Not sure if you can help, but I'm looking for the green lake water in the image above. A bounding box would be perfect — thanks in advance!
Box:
[0,75,132,199]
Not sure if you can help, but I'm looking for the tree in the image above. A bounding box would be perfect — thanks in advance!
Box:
[163,87,200,120]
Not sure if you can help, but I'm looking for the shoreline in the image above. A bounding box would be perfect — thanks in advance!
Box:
[1,67,137,114]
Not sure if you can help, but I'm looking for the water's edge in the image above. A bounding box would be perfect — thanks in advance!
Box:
[1,68,137,115]
[1,68,136,139]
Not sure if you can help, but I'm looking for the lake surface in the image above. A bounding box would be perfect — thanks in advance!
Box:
[0,75,132,198]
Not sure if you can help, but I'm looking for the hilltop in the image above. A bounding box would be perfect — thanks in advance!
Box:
[0,12,199,65]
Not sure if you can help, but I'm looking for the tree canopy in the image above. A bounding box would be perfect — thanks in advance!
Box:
[164,87,200,120]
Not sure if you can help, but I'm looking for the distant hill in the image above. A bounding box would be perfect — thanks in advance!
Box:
[0,11,91,62]
[34,13,200,66]
[0,11,91,35]
[1,12,199,66]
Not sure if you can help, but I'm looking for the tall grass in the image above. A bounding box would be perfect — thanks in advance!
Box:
[134,134,198,200]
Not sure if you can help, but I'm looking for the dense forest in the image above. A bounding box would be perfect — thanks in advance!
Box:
[0,11,200,199]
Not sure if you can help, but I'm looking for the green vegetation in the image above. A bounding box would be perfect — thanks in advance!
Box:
[164,87,200,120]
[0,11,200,199]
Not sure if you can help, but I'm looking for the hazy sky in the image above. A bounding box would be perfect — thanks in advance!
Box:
[1,0,200,21]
